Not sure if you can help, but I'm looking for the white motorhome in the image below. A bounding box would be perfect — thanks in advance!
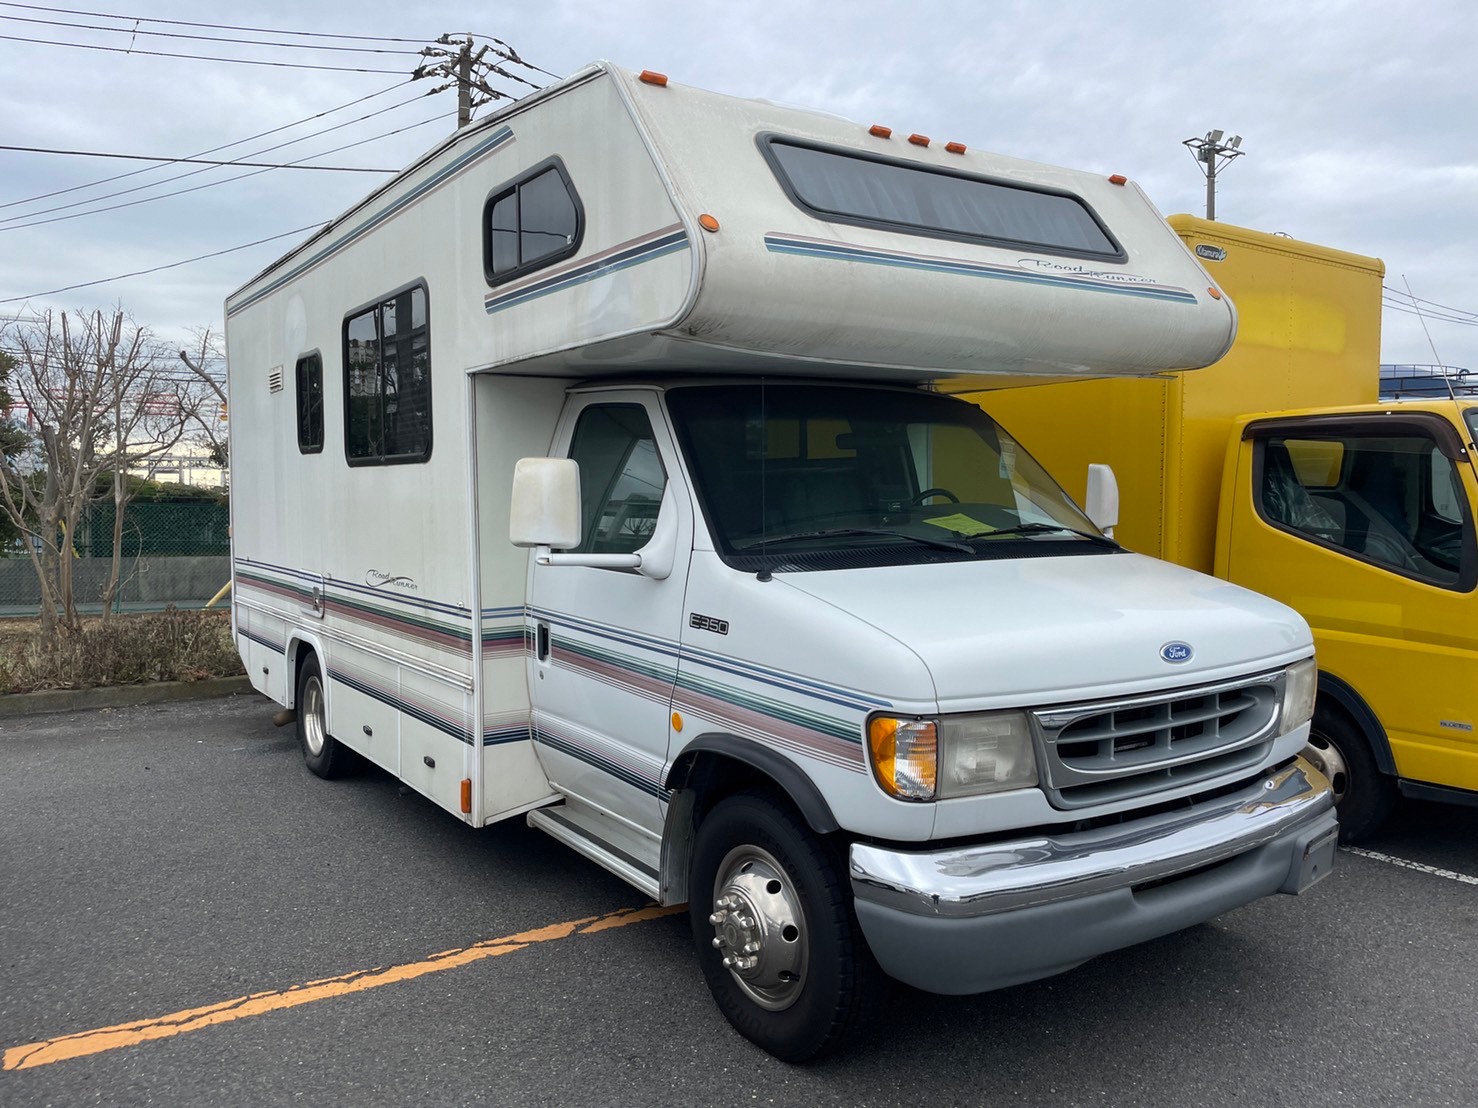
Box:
[225,63,1337,1060]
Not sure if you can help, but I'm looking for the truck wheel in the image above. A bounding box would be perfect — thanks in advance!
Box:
[296,654,348,779]
[689,792,883,1062]
[1304,707,1392,843]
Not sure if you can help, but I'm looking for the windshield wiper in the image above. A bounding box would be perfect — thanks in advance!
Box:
[737,527,973,553]
[966,522,1120,548]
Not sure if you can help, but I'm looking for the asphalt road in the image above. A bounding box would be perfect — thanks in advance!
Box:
[1,696,1475,1107]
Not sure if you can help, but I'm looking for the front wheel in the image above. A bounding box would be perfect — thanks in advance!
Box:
[689,792,883,1062]
[1303,706,1393,842]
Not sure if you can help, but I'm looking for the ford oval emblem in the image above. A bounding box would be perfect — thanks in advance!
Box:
[1161,641,1194,664]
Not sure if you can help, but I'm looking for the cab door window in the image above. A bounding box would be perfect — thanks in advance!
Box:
[1256,429,1473,588]
[568,404,667,556]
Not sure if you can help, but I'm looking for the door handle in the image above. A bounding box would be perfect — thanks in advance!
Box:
[536,621,550,662]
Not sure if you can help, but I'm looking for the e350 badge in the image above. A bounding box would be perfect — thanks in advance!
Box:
[689,613,729,635]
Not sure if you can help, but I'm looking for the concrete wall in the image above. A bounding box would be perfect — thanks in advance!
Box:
[0,556,230,615]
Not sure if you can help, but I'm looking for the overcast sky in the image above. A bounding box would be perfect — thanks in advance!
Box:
[1,0,1475,376]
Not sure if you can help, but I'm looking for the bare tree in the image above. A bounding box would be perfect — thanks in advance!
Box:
[176,326,229,471]
[0,309,187,641]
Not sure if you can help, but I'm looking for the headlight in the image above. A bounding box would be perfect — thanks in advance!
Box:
[1280,657,1317,735]
[867,710,1038,801]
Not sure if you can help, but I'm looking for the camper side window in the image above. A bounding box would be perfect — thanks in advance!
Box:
[295,352,323,454]
[568,405,667,557]
[483,158,582,286]
[342,284,431,465]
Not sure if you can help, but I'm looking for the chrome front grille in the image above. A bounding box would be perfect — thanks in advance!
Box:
[1031,670,1285,809]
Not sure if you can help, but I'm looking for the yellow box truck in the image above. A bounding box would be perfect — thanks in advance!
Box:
[975,216,1478,839]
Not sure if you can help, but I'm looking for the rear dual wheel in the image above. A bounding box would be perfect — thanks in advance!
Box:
[295,654,351,779]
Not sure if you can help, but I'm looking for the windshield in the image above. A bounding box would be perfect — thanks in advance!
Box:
[1464,408,1478,446]
[665,383,1110,570]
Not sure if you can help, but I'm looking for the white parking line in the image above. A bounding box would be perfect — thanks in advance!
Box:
[1343,846,1478,886]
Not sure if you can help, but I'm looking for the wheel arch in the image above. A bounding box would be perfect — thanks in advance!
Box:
[1316,670,1396,777]
[284,631,327,712]
[658,734,841,907]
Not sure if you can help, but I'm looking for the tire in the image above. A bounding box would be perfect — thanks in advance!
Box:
[1303,705,1393,843]
[688,791,884,1062]
[295,653,349,780]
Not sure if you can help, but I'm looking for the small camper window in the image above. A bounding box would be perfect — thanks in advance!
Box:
[762,137,1123,261]
[295,352,324,454]
[342,283,431,466]
[483,158,583,286]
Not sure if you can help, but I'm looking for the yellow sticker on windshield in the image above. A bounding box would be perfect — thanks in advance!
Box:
[923,513,995,537]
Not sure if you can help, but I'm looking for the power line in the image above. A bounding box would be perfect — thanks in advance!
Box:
[0,12,425,54]
[1,91,437,225]
[0,144,397,172]
[1382,285,1478,322]
[0,4,555,77]
[0,221,328,305]
[0,32,412,73]
[0,2,434,43]
[0,111,447,231]
[0,79,412,211]
[1382,298,1478,328]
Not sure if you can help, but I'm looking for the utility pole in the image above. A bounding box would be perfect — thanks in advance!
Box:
[1181,130,1245,221]
[456,37,472,129]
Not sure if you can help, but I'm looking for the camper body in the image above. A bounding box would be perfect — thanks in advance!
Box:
[226,67,1335,1059]
[980,218,1478,840]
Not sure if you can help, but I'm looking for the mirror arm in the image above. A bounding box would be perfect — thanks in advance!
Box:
[535,545,643,569]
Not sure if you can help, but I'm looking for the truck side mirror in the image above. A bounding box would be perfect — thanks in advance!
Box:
[1085,463,1119,538]
[510,458,581,549]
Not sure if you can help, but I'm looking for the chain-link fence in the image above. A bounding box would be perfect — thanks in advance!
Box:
[0,497,230,617]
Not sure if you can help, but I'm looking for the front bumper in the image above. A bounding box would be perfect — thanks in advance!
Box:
[849,757,1337,995]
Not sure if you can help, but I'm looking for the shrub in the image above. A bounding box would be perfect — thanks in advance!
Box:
[0,608,244,694]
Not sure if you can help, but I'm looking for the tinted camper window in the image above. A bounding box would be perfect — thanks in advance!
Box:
[483,158,582,286]
[342,284,431,465]
[295,352,323,454]
[763,138,1122,260]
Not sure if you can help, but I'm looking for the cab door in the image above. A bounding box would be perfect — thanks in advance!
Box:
[1230,413,1478,791]
[526,390,693,835]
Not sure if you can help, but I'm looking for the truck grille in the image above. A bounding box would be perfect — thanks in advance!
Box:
[1031,670,1285,809]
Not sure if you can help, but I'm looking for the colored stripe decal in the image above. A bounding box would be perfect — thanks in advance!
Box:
[764,232,1199,304]
[329,665,473,745]
[228,127,515,318]
[483,225,689,315]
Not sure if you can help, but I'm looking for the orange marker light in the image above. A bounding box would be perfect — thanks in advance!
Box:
[697,213,720,233]
[639,70,668,87]
[945,141,967,154]
[908,133,930,147]
[1208,287,1223,300]
[460,778,472,813]
[868,124,892,139]
[1108,174,1128,185]
[671,712,684,732]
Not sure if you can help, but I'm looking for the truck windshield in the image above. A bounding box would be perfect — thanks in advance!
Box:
[665,383,1111,570]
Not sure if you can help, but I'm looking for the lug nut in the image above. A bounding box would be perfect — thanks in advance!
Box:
[722,956,735,968]
[743,941,760,954]
[708,910,726,925]
[712,937,724,949]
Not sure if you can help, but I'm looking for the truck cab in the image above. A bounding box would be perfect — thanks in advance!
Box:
[1223,400,1478,836]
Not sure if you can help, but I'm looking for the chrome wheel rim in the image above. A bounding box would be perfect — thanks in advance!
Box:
[1303,732,1348,803]
[708,845,807,1012]
[302,675,326,757]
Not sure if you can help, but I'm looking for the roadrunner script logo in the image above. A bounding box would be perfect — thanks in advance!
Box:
[365,570,419,592]
[1160,641,1194,664]
[1017,258,1154,284]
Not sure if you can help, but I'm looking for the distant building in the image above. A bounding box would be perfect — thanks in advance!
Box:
[1379,364,1477,399]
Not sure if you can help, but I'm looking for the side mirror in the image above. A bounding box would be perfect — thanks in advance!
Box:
[510,458,581,549]
[1085,463,1119,537]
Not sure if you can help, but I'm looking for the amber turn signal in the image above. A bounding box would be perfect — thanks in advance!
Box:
[639,70,668,87]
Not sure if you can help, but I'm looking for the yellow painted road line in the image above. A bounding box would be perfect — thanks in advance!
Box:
[4,903,682,1072]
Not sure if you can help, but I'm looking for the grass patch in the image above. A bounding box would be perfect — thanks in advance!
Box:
[0,609,244,695]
